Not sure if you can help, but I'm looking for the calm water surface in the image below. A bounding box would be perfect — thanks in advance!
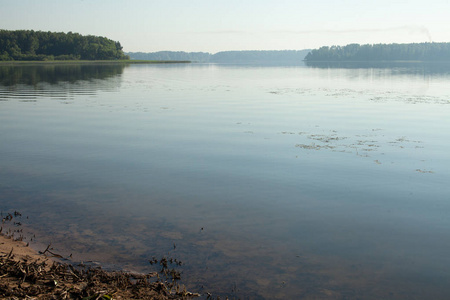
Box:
[1,62,450,299]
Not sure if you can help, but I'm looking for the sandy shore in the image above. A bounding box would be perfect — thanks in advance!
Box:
[0,215,199,299]
[0,234,47,262]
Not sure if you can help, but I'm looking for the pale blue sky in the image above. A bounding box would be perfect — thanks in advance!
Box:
[1,0,449,53]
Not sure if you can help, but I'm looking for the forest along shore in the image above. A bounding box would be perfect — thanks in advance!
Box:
[0,60,191,65]
[0,212,200,299]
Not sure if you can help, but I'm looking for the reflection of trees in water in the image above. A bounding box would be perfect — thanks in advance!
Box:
[0,64,126,101]
[305,61,450,76]
[0,64,126,87]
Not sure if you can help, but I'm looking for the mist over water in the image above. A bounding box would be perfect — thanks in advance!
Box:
[1,62,450,299]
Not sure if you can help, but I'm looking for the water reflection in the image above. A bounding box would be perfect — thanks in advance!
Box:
[305,60,450,76]
[0,64,126,86]
[0,64,126,101]
[1,63,450,299]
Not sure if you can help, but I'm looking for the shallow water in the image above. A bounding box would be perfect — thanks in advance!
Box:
[1,62,450,299]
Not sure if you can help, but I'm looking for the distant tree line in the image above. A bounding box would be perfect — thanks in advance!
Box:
[0,30,129,61]
[211,50,310,63]
[128,51,211,62]
[127,50,311,63]
[304,43,450,61]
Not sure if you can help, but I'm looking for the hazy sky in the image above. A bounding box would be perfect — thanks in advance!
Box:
[1,0,450,53]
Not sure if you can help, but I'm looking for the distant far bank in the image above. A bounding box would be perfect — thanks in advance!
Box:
[4,29,449,64]
[305,42,450,62]
[126,50,311,64]
[127,43,450,64]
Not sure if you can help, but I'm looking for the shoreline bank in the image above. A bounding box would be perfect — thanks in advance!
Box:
[0,233,48,263]
[0,214,199,299]
[0,60,191,65]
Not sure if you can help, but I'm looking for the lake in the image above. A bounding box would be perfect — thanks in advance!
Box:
[1,62,449,299]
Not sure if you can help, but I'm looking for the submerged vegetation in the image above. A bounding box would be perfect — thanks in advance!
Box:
[0,29,129,61]
[305,42,450,61]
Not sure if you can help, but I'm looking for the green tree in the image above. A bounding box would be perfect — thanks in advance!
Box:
[0,29,129,61]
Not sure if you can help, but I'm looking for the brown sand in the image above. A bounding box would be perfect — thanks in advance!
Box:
[0,221,199,299]
[0,234,48,264]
